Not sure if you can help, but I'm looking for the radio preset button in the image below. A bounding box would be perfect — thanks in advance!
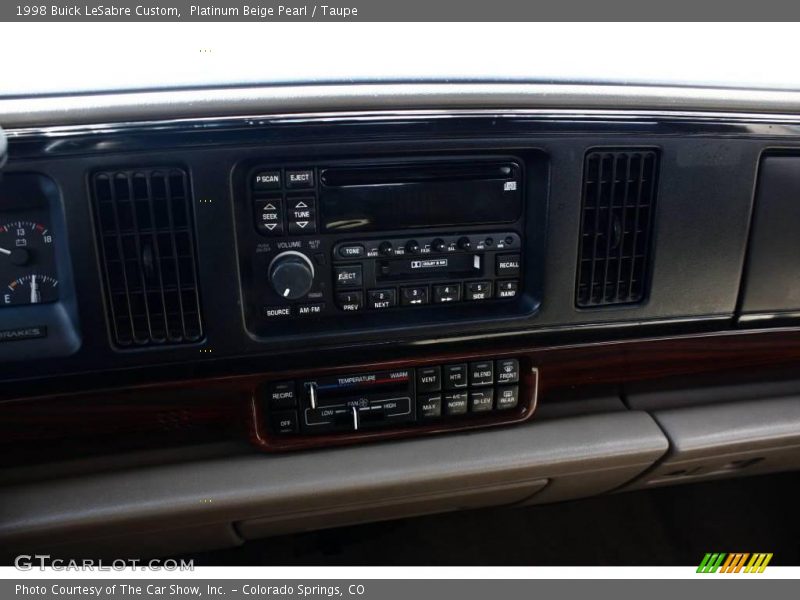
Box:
[496,254,521,277]
[444,363,468,389]
[469,389,494,413]
[285,169,314,189]
[254,170,281,190]
[496,386,519,410]
[400,285,429,306]
[336,291,363,312]
[433,283,461,303]
[287,197,317,234]
[338,244,365,259]
[444,391,469,415]
[496,280,519,299]
[469,361,494,386]
[418,394,442,419]
[368,288,397,310]
[465,281,493,301]
[268,381,297,410]
[255,198,284,236]
[417,366,442,393]
[496,359,520,384]
[334,265,363,288]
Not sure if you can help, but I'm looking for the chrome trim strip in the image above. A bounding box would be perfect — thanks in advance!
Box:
[6,82,800,130]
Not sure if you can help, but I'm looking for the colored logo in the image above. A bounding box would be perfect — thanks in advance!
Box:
[697,553,773,573]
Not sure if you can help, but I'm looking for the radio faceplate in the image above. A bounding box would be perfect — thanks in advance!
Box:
[233,154,539,340]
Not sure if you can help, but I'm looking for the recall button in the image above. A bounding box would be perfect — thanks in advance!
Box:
[496,254,521,277]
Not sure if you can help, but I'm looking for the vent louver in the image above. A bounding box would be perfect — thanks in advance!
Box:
[576,149,658,307]
[91,168,204,347]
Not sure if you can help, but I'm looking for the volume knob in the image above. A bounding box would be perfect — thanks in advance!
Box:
[268,251,315,300]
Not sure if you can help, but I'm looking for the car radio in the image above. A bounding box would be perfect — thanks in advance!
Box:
[234,155,530,337]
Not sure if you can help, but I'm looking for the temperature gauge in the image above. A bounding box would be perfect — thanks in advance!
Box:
[0,220,59,306]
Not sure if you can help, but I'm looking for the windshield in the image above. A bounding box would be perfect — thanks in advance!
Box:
[2,23,800,96]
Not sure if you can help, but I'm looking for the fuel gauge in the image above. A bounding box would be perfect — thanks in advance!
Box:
[4,274,59,305]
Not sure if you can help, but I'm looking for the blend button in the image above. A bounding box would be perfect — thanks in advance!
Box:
[469,361,494,386]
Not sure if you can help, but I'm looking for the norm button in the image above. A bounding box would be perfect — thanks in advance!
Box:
[496,359,520,384]
[469,361,494,386]
[286,169,314,189]
[416,366,442,393]
[334,265,363,288]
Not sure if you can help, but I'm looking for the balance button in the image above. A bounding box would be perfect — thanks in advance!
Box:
[469,389,494,413]
[496,254,521,277]
[285,169,314,189]
[465,281,493,301]
[334,265,363,288]
[336,291,363,312]
[271,410,299,434]
[443,363,468,390]
[433,283,461,303]
[253,170,281,190]
[417,394,442,420]
[255,199,284,236]
[368,288,397,310]
[496,386,519,410]
[416,366,442,393]
[338,244,365,259]
[496,280,519,299]
[444,391,468,416]
[469,361,494,386]
[287,197,317,234]
[268,381,297,410]
[496,359,520,384]
[297,302,326,317]
[400,285,429,306]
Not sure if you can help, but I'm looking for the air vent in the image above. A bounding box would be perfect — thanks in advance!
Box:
[576,149,658,307]
[91,168,204,347]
